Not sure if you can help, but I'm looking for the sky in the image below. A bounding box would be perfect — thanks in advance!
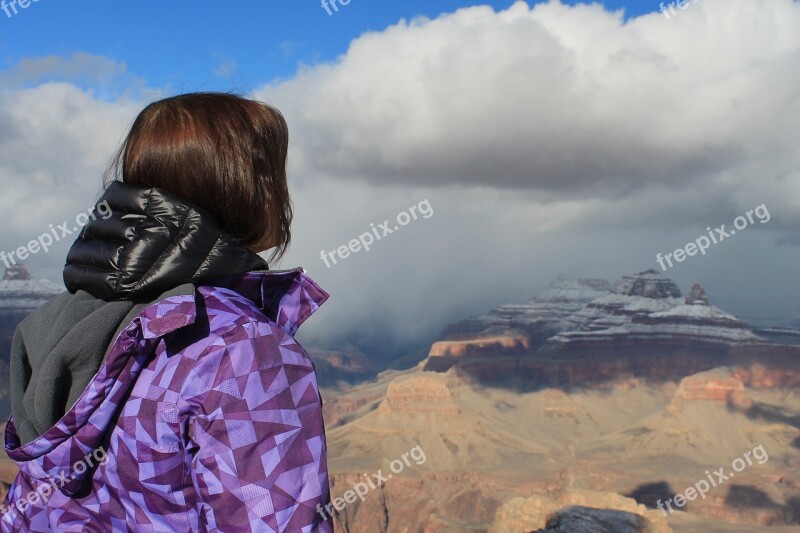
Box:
[1,0,798,359]
[1,0,653,93]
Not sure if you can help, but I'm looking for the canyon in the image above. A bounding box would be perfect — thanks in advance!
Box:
[0,267,797,531]
[322,270,800,531]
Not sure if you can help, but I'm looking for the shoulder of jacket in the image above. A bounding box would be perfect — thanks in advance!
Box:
[176,314,316,409]
[191,285,312,364]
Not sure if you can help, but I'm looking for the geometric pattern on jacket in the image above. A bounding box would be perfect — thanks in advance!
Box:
[2,269,333,532]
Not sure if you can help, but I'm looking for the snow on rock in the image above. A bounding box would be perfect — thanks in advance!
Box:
[612,269,682,299]
[0,265,62,310]
[549,271,759,346]
[685,283,709,305]
[435,269,769,362]
[459,278,615,336]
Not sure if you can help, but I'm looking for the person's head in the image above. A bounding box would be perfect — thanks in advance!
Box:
[107,92,292,261]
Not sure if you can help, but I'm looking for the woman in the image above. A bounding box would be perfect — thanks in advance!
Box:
[2,93,333,532]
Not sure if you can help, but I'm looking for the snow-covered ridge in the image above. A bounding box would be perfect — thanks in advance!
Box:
[0,265,63,309]
[456,270,770,347]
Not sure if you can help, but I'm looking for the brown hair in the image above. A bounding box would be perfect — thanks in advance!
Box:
[106,92,292,262]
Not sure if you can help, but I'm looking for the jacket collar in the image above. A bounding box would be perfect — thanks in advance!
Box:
[63,181,269,302]
[137,268,329,339]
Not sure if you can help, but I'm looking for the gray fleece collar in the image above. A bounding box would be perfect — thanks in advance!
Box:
[9,284,193,446]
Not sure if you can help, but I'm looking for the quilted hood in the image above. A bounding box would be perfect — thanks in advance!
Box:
[63,180,269,301]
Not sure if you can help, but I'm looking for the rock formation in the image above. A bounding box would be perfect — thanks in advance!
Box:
[424,270,800,389]
[490,491,672,533]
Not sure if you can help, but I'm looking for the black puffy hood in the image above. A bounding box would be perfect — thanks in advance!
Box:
[64,181,269,301]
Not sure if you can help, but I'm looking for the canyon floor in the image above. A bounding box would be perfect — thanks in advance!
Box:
[321,365,799,532]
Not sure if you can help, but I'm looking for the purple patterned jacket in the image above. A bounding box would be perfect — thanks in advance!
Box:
[2,269,333,532]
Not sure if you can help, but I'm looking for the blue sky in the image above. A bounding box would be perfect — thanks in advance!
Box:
[0,0,655,92]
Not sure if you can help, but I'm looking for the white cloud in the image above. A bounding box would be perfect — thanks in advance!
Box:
[259,0,799,227]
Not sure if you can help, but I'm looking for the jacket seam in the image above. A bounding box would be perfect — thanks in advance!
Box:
[114,186,155,295]
[193,231,224,280]
[131,192,191,294]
